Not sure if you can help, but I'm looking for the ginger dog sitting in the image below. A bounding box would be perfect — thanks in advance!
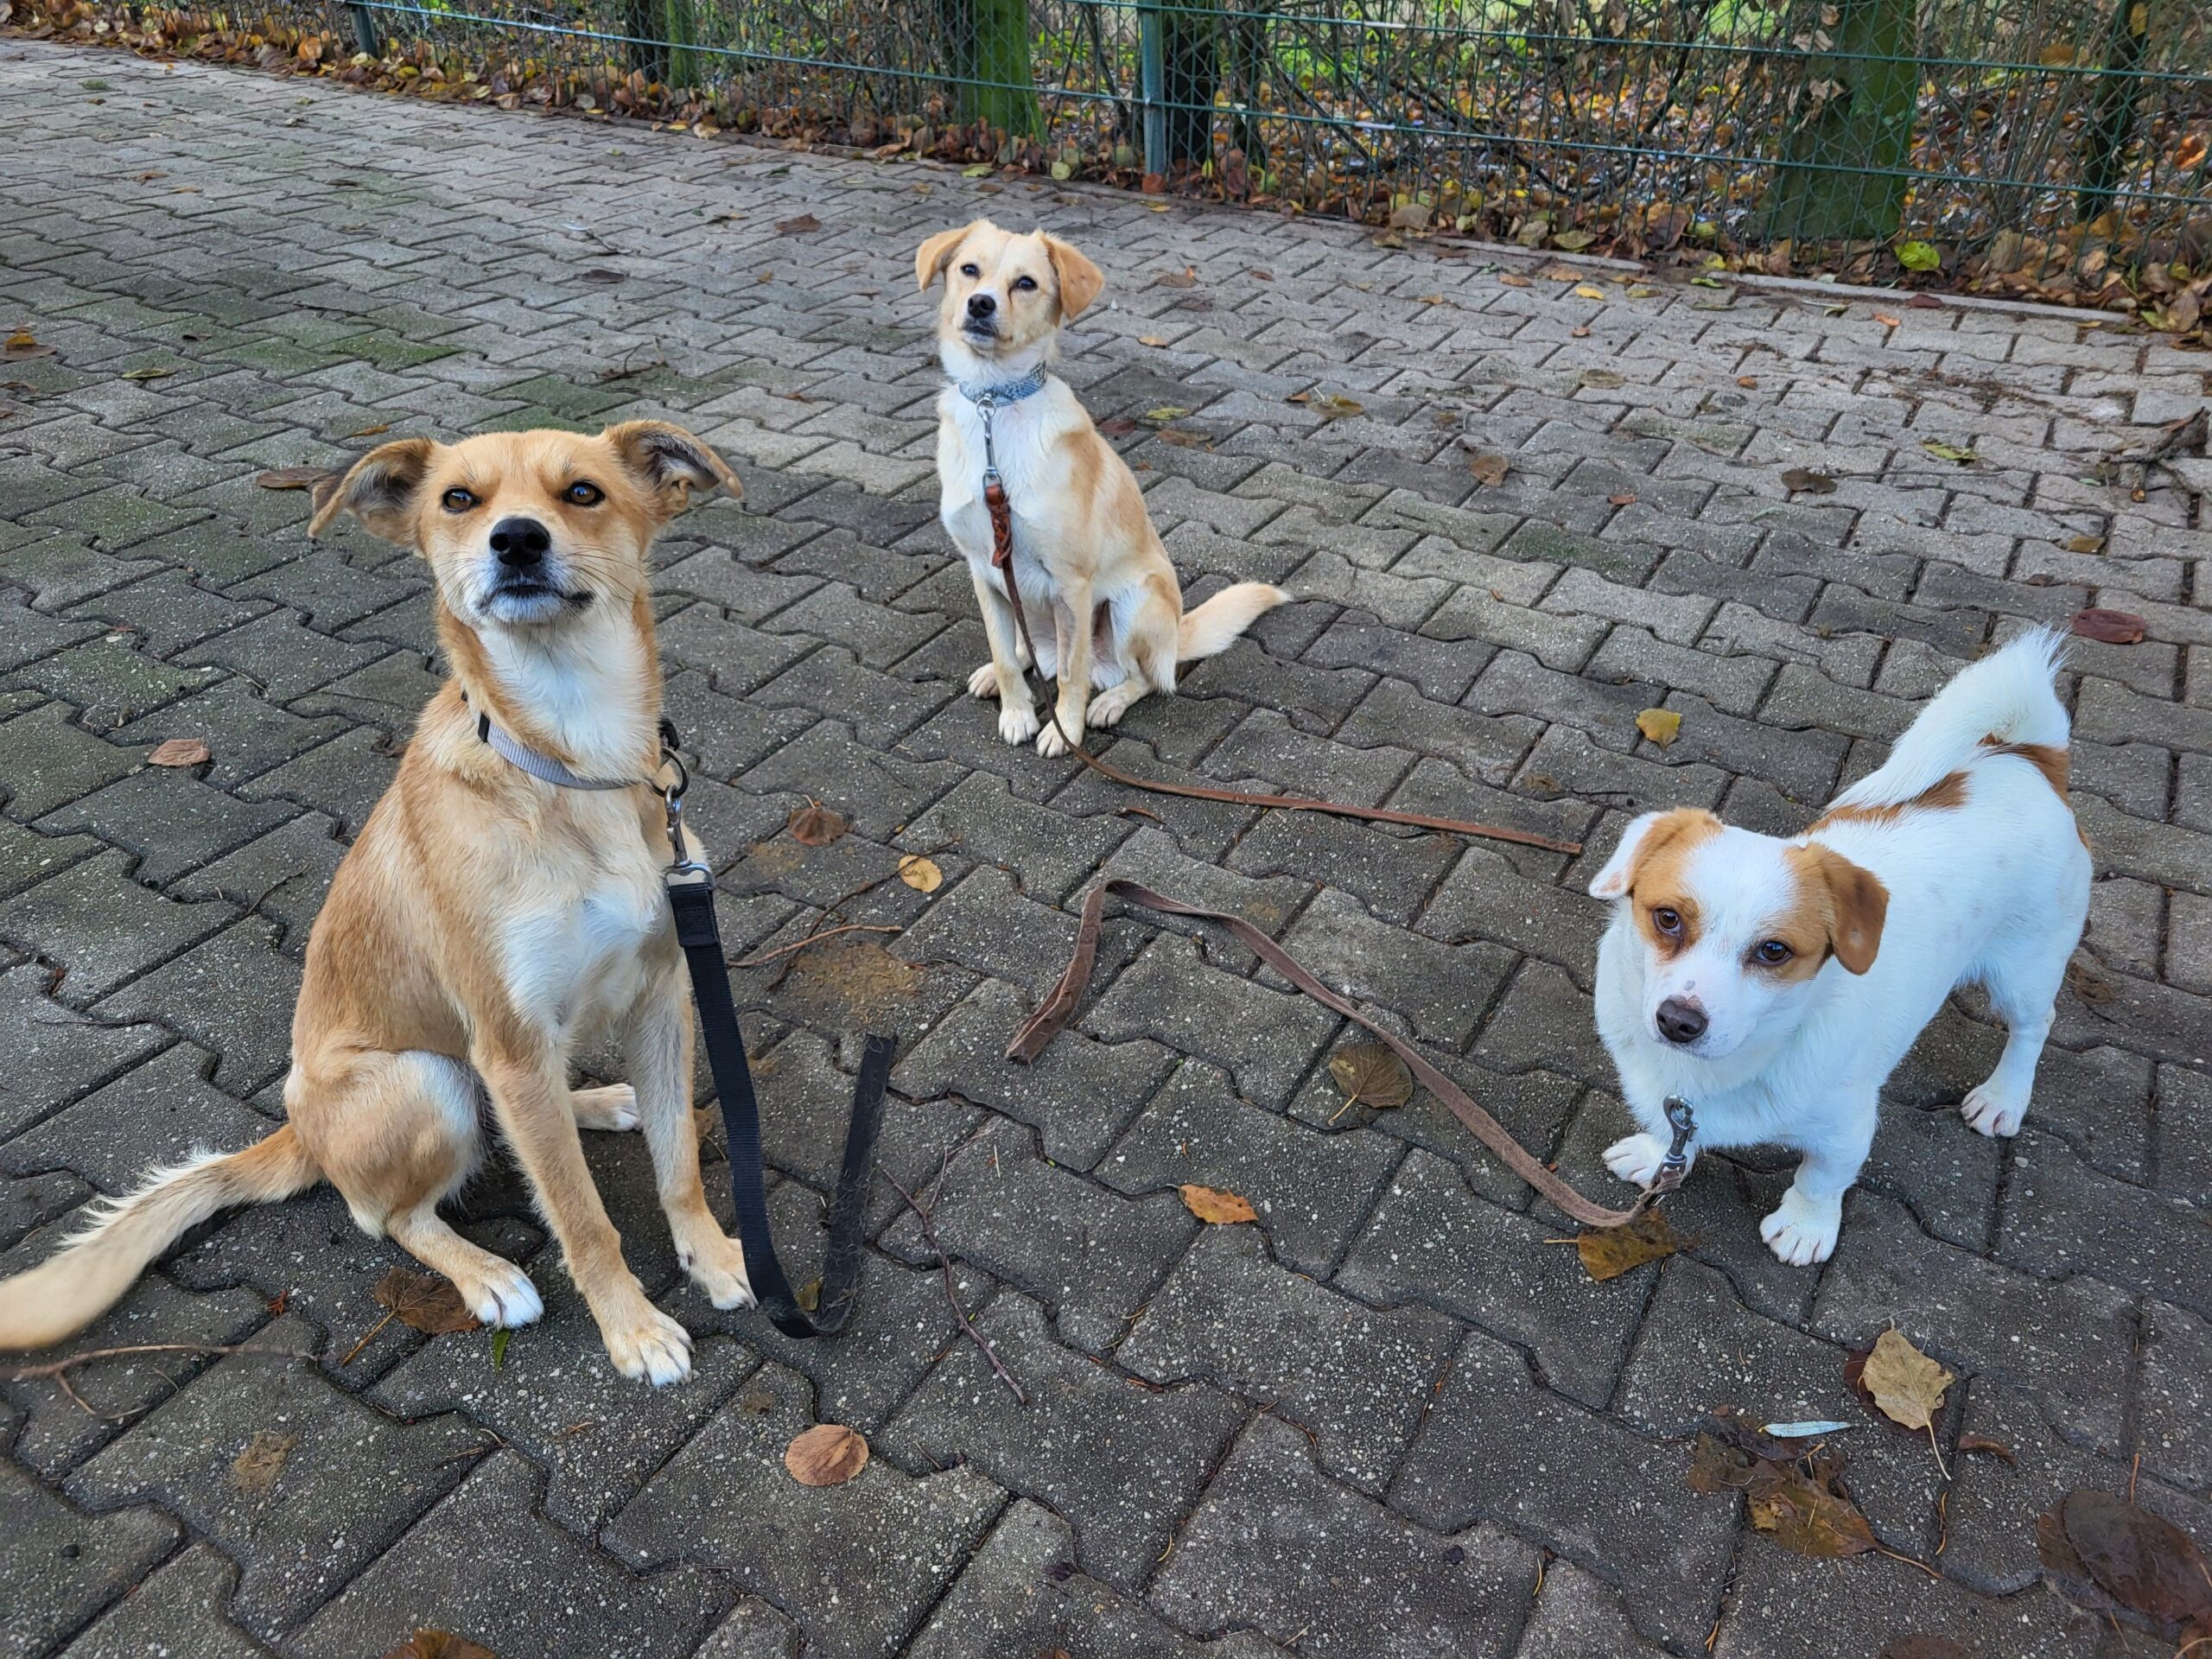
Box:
[0,424,747,1384]
[918,219,1286,754]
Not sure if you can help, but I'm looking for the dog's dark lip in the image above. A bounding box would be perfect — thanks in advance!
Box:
[487,580,592,609]
[962,319,999,341]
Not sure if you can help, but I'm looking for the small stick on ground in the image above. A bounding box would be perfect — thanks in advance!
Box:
[5,1342,309,1382]
[883,1164,1025,1407]
[734,923,901,968]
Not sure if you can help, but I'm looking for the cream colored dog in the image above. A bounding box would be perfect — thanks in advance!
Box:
[0,424,749,1385]
[918,220,1286,754]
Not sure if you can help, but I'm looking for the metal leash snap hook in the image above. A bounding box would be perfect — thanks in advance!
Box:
[1655,1096,1696,1193]
[657,744,711,887]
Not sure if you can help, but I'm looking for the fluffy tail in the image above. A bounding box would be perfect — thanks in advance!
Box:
[1178,582,1287,662]
[0,1125,318,1351]
[1829,628,2071,812]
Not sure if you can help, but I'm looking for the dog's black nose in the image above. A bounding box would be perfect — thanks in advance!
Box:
[1656,998,1708,1046]
[489,516,550,569]
[967,292,997,319]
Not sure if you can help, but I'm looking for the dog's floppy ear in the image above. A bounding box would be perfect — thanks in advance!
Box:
[309,437,437,543]
[916,221,985,292]
[1588,809,1715,899]
[1044,234,1104,319]
[603,422,739,516]
[1802,845,1888,975]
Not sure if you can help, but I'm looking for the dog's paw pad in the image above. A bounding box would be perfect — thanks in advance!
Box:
[1960,1084,2025,1138]
[605,1306,693,1387]
[464,1261,543,1329]
[998,705,1039,746]
[967,662,1000,699]
[1603,1133,1666,1189]
[1758,1190,1841,1267]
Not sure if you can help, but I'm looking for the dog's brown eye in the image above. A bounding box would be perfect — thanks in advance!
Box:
[1014,275,1038,291]
[959,263,980,277]
[565,480,602,506]
[1755,939,1793,965]
[1651,906,1682,936]
[442,487,476,512]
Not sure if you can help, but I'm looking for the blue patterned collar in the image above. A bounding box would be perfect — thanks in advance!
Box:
[956,363,1050,408]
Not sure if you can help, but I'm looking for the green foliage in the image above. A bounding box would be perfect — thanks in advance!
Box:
[1897,239,1942,270]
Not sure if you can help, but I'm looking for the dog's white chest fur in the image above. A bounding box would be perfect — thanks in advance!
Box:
[499,804,680,1035]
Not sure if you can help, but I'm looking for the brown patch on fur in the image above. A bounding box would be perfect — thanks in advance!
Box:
[1783,843,1889,975]
[1980,737,2070,800]
[1811,769,1968,830]
[1618,810,1723,959]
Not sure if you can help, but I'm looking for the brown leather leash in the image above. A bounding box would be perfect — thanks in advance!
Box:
[977,481,1582,856]
[1008,878,1692,1229]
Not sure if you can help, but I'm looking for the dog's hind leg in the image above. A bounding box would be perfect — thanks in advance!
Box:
[569,1084,640,1132]
[626,978,753,1311]
[1961,938,2070,1140]
[1090,586,1178,729]
[387,1205,545,1328]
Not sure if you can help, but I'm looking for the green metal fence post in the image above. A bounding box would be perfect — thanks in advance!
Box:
[347,0,381,58]
[1139,0,1166,176]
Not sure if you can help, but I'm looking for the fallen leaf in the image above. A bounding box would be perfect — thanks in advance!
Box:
[794,1277,821,1312]
[774,213,822,234]
[1576,1211,1681,1281]
[1608,493,1637,506]
[1327,1040,1414,1116]
[1881,1638,1973,1659]
[119,366,177,381]
[372,1267,483,1336]
[1780,467,1838,494]
[1636,707,1682,747]
[1154,429,1211,448]
[787,801,851,847]
[1874,312,1903,327]
[2054,1489,2212,1627]
[1467,453,1510,488]
[1098,416,1139,437]
[228,1428,297,1496]
[1896,239,1942,273]
[1579,368,1626,389]
[1907,293,1946,309]
[1764,1420,1862,1438]
[1540,264,1581,282]
[577,268,625,285]
[2063,534,2105,555]
[1137,335,1169,347]
[896,854,943,893]
[1571,326,1591,339]
[1497,273,1531,288]
[148,737,211,767]
[1310,393,1363,421]
[383,1630,498,1659]
[1142,406,1189,423]
[1552,230,1599,252]
[1858,1329,1955,1432]
[785,1423,869,1486]
[2071,607,2146,645]
[1738,376,1759,388]
[1686,1408,1877,1560]
[3,329,57,360]
[1179,1184,1257,1224]
[1957,1433,2015,1463]
[1573,284,1605,300]
[347,422,392,438]
[490,1327,510,1369]
[256,467,330,491]
[1922,439,1979,464]
[1154,266,1196,288]
[1415,294,1445,306]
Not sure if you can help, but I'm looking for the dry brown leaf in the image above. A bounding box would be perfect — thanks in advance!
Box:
[383,1630,498,1659]
[1686,1409,1876,1560]
[1576,1211,1681,1281]
[1467,453,1510,488]
[1310,393,1363,421]
[1098,416,1139,437]
[1636,708,1682,748]
[120,366,177,382]
[229,1428,297,1496]
[785,1423,869,1486]
[1497,273,1531,288]
[896,854,943,893]
[2,328,55,360]
[1880,1637,1972,1659]
[1780,467,1838,493]
[1179,1184,1257,1224]
[2071,607,2146,645]
[372,1266,483,1336]
[1607,493,1637,506]
[775,213,822,234]
[1327,1040,1414,1114]
[1415,293,1445,305]
[1958,1432,2016,1463]
[1874,312,1902,327]
[148,737,211,768]
[1137,335,1169,347]
[1737,375,1759,388]
[2056,1490,2212,1627]
[1579,368,1625,389]
[257,467,332,491]
[1154,266,1197,288]
[2063,534,2105,555]
[347,422,392,438]
[1859,1328,1955,1432]
[787,800,851,847]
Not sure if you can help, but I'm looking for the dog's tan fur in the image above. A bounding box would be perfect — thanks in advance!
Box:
[920,220,1286,753]
[0,424,747,1385]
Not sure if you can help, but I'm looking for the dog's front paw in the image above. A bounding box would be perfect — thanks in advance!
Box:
[1603,1133,1668,1189]
[601,1302,694,1387]
[569,1084,639,1133]
[677,1230,755,1311]
[998,702,1040,746]
[967,661,1001,699]
[1036,715,1083,758]
[1759,1187,1842,1267]
[458,1256,544,1329]
[1960,1084,2026,1139]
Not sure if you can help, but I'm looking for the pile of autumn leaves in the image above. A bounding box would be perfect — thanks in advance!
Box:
[1690,1331,2210,1649]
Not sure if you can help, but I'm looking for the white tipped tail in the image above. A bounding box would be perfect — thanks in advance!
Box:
[1829,628,2071,813]
[0,1125,318,1351]
[1178,582,1287,662]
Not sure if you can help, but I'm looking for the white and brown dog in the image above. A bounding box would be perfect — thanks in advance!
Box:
[918,219,1286,754]
[0,424,749,1384]
[1590,631,2089,1265]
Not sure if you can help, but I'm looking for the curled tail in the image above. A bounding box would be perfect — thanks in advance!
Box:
[1178,582,1287,662]
[1829,628,2071,813]
[0,1124,319,1351]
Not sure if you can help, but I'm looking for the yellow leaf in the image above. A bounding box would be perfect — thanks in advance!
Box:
[2064,534,2105,554]
[1415,294,1445,305]
[1577,1211,1681,1281]
[1179,1184,1257,1224]
[897,854,943,893]
[1137,335,1168,347]
[1636,708,1682,747]
[1574,284,1605,300]
[1859,1328,1954,1432]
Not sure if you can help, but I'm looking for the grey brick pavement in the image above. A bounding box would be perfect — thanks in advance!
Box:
[2,35,2209,1659]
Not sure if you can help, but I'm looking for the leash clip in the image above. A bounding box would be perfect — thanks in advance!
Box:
[1655,1096,1696,1193]
[657,741,712,889]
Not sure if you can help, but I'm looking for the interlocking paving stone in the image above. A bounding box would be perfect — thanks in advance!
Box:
[3,38,2209,1656]
[0,1461,179,1659]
